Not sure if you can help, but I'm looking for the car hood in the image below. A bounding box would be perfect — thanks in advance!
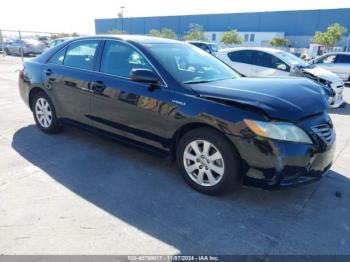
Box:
[301,66,343,85]
[189,77,328,122]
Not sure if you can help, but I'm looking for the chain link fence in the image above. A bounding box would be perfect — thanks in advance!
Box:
[0,29,76,61]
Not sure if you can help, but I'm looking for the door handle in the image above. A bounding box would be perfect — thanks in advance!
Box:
[91,81,106,94]
[43,69,53,76]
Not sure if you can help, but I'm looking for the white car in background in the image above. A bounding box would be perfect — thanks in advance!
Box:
[310,52,350,84]
[217,47,345,108]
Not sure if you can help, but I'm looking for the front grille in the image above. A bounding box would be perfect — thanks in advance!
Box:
[311,124,335,144]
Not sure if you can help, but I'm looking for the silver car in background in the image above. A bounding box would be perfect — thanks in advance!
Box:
[217,47,346,108]
[5,39,45,56]
[311,52,350,84]
[49,37,74,48]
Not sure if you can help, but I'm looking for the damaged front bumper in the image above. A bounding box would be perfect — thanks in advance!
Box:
[329,84,346,108]
[228,113,336,189]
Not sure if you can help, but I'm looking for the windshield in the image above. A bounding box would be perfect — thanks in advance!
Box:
[147,43,240,84]
[275,51,310,68]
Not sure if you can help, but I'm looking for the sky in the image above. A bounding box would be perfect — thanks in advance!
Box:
[1,0,350,35]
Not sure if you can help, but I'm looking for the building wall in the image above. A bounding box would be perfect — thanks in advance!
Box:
[205,31,285,47]
[95,8,350,48]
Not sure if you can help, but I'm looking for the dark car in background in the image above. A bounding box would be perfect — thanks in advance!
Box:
[18,36,335,195]
[37,36,50,47]
[188,41,220,56]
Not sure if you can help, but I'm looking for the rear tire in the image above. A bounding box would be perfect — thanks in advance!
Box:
[32,91,62,134]
[176,127,240,195]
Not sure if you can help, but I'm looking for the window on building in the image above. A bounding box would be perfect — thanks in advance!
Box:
[250,34,255,42]
[64,40,99,70]
[212,33,216,41]
[244,34,249,42]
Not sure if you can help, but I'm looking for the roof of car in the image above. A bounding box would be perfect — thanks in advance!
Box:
[72,35,183,45]
[319,52,350,56]
[219,47,283,54]
[187,41,216,45]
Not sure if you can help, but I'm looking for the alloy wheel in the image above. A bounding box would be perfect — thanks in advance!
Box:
[183,139,225,187]
[35,97,52,128]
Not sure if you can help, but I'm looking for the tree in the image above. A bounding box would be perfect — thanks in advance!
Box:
[149,28,177,39]
[160,28,177,39]
[269,37,289,47]
[220,30,242,45]
[108,29,126,35]
[148,29,162,37]
[184,24,207,41]
[50,33,79,40]
[313,23,347,49]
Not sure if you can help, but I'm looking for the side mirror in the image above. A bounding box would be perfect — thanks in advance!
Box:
[277,64,287,71]
[131,68,160,85]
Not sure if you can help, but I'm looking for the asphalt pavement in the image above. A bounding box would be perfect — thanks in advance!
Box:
[0,55,349,255]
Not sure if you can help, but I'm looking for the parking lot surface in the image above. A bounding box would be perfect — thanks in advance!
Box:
[0,55,350,255]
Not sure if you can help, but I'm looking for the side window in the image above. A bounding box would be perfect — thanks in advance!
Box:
[48,48,66,65]
[100,41,153,78]
[336,55,350,63]
[228,51,254,64]
[64,40,99,70]
[255,51,288,70]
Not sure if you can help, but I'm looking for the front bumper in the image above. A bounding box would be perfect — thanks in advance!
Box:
[228,115,336,189]
[329,84,345,108]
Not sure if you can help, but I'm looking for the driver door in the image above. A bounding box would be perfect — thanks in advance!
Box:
[253,51,290,77]
[89,40,173,150]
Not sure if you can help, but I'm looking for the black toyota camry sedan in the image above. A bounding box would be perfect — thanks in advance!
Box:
[18,35,335,195]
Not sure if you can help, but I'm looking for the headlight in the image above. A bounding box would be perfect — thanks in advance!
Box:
[244,119,313,144]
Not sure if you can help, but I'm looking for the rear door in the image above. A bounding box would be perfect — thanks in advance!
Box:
[226,50,255,76]
[42,39,101,125]
[89,40,171,150]
[253,51,290,77]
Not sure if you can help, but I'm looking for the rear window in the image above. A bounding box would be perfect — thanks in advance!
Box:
[228,50,254,64]
[63,40,99,70]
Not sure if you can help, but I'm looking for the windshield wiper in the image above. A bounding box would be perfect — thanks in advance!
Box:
[183,80,215,84]
[297,64,314,69]
[183,78,233,84]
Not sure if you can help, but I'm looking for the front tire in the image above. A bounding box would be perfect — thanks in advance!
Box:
[32,91,61,134]
[176,127,240,195]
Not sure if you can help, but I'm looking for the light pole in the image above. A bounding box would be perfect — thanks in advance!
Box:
[119,6,125,33]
